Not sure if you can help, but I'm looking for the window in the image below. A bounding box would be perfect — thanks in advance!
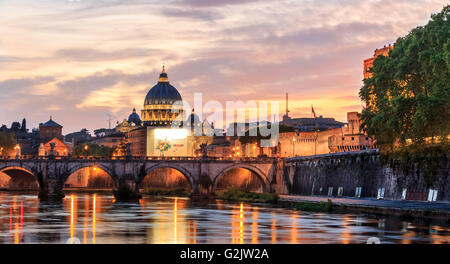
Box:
[351,137,354,140]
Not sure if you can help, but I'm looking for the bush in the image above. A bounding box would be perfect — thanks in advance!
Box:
[144,187,190,197]
[217,188,279,203]
[292,200,333,213]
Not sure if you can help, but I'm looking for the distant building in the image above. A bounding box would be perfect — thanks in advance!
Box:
[115,108,142,134]
[277,112,376,157]
[128,127,147,157]
[39,117,63,142]
[363,44,393,79]
[0,118,37,155]
[280,93,345,132]
[89,132,124,149]
[281,116,345,132]
[43,137,70,156]
[65,128,92,146]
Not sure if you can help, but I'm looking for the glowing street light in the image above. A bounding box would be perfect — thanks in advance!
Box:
[292,137,296,157]
[84,144,89,159]
[14,144,21,159]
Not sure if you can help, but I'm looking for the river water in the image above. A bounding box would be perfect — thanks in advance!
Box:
[0,192,448,244]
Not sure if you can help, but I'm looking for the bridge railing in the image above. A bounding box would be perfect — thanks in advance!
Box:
[284,149,380,162]
[0,155,279,162]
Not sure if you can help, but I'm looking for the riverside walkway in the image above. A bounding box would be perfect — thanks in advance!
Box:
[280,195,450,213]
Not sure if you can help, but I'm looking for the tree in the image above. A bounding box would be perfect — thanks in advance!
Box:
[72,142,113,157]
[359,5,450,148]
[0,131,17,156]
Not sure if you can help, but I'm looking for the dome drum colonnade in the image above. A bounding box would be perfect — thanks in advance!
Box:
[141,66,184,127]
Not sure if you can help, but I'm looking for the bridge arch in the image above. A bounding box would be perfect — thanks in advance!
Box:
[0,165,39,190]
[140,163,194,191]
[63,163,117,188]
[213,164,270,193]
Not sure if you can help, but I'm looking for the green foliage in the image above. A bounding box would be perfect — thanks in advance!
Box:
[72,142,113,157]
[217,188,279,203]
[0,131,17,156]
[381,143,448,187]
[291,199,333,213]
[144,187,190,197]
[360,6,450,148]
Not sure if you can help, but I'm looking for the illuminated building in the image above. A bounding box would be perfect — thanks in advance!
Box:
[126,67,189,157]
[363,44,393,79]
[43,137,70,156]
[115,108,142,133]
[37,117,70,156]
[281,93,345,132]
[141,66,183,127]
[277,112,376,157]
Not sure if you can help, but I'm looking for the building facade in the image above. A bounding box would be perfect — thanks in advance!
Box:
[363,44,393,79]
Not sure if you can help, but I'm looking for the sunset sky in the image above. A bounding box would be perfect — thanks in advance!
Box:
[0,0,447,133]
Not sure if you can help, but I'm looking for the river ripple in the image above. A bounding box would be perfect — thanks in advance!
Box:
[0,192,448,244]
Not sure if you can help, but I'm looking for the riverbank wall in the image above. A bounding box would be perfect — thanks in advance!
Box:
[286,150,450,201]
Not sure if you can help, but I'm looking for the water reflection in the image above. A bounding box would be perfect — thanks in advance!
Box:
[0,192,448,244]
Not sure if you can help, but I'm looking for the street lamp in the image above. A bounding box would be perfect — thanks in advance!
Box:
[84,144,89,159]
[292,137,296,157]
[14,144,21,159]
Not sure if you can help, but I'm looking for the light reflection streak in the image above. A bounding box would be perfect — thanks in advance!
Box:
[240,202,244,244]
[271,212,277,244]
[174,197,178,243]
[251,207,258,244]
[290,213,298,243]
[70,194,75,244]
[9,202,12,244]
[430,226,450,244]
[341,215,351,244]
[83,195,89,244]
[92,194,96,244]
[20,201,23,242]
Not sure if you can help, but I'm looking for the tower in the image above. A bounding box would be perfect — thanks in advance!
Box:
[282,92,290,121]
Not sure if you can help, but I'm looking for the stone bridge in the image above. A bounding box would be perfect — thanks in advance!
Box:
[0,156,288,201]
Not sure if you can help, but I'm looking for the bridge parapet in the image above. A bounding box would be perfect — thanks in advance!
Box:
[284,149,379,163]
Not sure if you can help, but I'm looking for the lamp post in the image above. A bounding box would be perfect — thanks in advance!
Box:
[292,137,295,157]
[14,144,21,159]
[314,130,318,156]
[84,144,89,159]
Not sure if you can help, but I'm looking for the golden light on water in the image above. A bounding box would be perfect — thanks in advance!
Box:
[83,195,88,244]
[240,202,244,244]
[341,215,352,244]
[251,207,258,244]
[70,194,76,244]
[93,194,97,244]
[290,212,298,243]
[0,193,449,244]
[8,197,24,244]
[174,197,178,243]
[271,212,277,244]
